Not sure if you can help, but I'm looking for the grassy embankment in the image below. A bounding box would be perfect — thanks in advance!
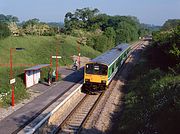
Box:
[113,44,180,134]
[0,35,101,107]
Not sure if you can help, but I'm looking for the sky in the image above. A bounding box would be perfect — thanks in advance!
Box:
[0,0,180,25]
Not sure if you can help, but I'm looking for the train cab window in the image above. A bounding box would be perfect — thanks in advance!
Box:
[86,64,93,74]
[86,63,107,75]
[100,65,108,75]
[94,65,100,75]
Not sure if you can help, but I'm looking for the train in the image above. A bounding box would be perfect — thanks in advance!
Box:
[142,35,152,41]
[82,43,131,93]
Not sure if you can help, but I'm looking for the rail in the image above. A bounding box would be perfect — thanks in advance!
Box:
[17,41,145,134]
[55,41,145,134]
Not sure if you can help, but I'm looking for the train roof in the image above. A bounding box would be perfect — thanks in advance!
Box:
[91,43,130,66]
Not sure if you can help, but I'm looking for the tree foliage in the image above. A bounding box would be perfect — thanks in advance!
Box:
[162,19,180,30]
[0,22,11,39]
[119,66,180,134]
[93,35,109,52]
[152,24,180,65]
[64,8,150,52]
[22,18,58,36]
[0,14,19,37]
[103,27,116,48]
[116,32,180,133]
[64,8,99,31]
[0,14,19,23]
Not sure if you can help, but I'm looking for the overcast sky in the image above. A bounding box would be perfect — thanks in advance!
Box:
[0,0,180,25]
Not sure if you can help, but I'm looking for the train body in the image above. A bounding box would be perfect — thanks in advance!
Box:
[82,44,131,92]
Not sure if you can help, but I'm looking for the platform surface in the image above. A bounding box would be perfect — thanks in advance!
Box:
[0,69,83,134]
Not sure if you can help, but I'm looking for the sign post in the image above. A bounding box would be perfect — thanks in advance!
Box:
[77,39,81,69]
[10,48,15,107]
[51,55,62,81]
[10,47,25,107]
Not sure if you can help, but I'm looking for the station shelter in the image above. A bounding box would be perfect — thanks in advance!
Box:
[24,64,50,88]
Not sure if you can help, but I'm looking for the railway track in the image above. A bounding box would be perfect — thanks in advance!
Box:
[14,41,144,134]
[56,93,103,134]
[17,80,84,134]
[54,41,145,134]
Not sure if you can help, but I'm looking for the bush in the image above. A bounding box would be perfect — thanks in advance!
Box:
[118,65,180,134]
[93,35,109,52]
[0,22,11,39]
[152,25,180,66]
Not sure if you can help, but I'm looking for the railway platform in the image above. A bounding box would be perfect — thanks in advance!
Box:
[0,68,84,134]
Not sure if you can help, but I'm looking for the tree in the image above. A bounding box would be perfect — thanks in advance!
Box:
[115,21,132,43]
[93,35,109,52]
[162,19,180,30]
[89,13,109,31]
[63,8,145,51]
[0,22,11,39]
[64,8,100,31]
[6,15,19,23]
[22,18,56,36]
[104,27,116,48]
[152,24,180,65]
[0,14,19,23]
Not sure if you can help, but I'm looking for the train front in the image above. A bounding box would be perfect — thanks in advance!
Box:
[82,62,108,92]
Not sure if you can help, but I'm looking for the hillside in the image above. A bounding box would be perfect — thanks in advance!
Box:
[0,35,100,64]
[0,35,101,106]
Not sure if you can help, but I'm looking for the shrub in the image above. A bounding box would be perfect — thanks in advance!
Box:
[0,22,11,39]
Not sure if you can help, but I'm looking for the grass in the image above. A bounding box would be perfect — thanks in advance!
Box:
[0,35,101,107]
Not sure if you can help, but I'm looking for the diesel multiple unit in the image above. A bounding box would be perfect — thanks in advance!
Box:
[83,43,131,92]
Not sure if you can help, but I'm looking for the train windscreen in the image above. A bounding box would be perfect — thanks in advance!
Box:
[86,63,108,75]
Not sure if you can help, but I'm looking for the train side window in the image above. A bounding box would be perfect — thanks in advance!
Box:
[108,66,112,77]
[118,57,121,65]
[112,64,114,72]
[119,56,122,62]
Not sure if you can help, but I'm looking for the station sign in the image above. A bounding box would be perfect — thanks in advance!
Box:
[52,56,62,59]
[10,78,16,84]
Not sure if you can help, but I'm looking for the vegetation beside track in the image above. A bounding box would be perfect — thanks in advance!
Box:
[0,35,101,107]
[0,8,157,107]
[111,20,180,134]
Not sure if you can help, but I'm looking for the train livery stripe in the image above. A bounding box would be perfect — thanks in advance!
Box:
[107,67,118,84]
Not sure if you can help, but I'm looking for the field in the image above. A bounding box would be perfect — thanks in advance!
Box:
[0,35,101,107]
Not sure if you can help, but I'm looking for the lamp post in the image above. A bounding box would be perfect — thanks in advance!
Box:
[56,47,58,81]
[10,48,25,107]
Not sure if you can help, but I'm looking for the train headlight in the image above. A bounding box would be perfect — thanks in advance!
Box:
[101,80,106,83]
[85,79,90,82]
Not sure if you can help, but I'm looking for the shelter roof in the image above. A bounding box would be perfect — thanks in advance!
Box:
[24,64,50,71]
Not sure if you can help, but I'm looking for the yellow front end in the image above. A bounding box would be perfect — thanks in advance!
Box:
[84,73,108,86]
